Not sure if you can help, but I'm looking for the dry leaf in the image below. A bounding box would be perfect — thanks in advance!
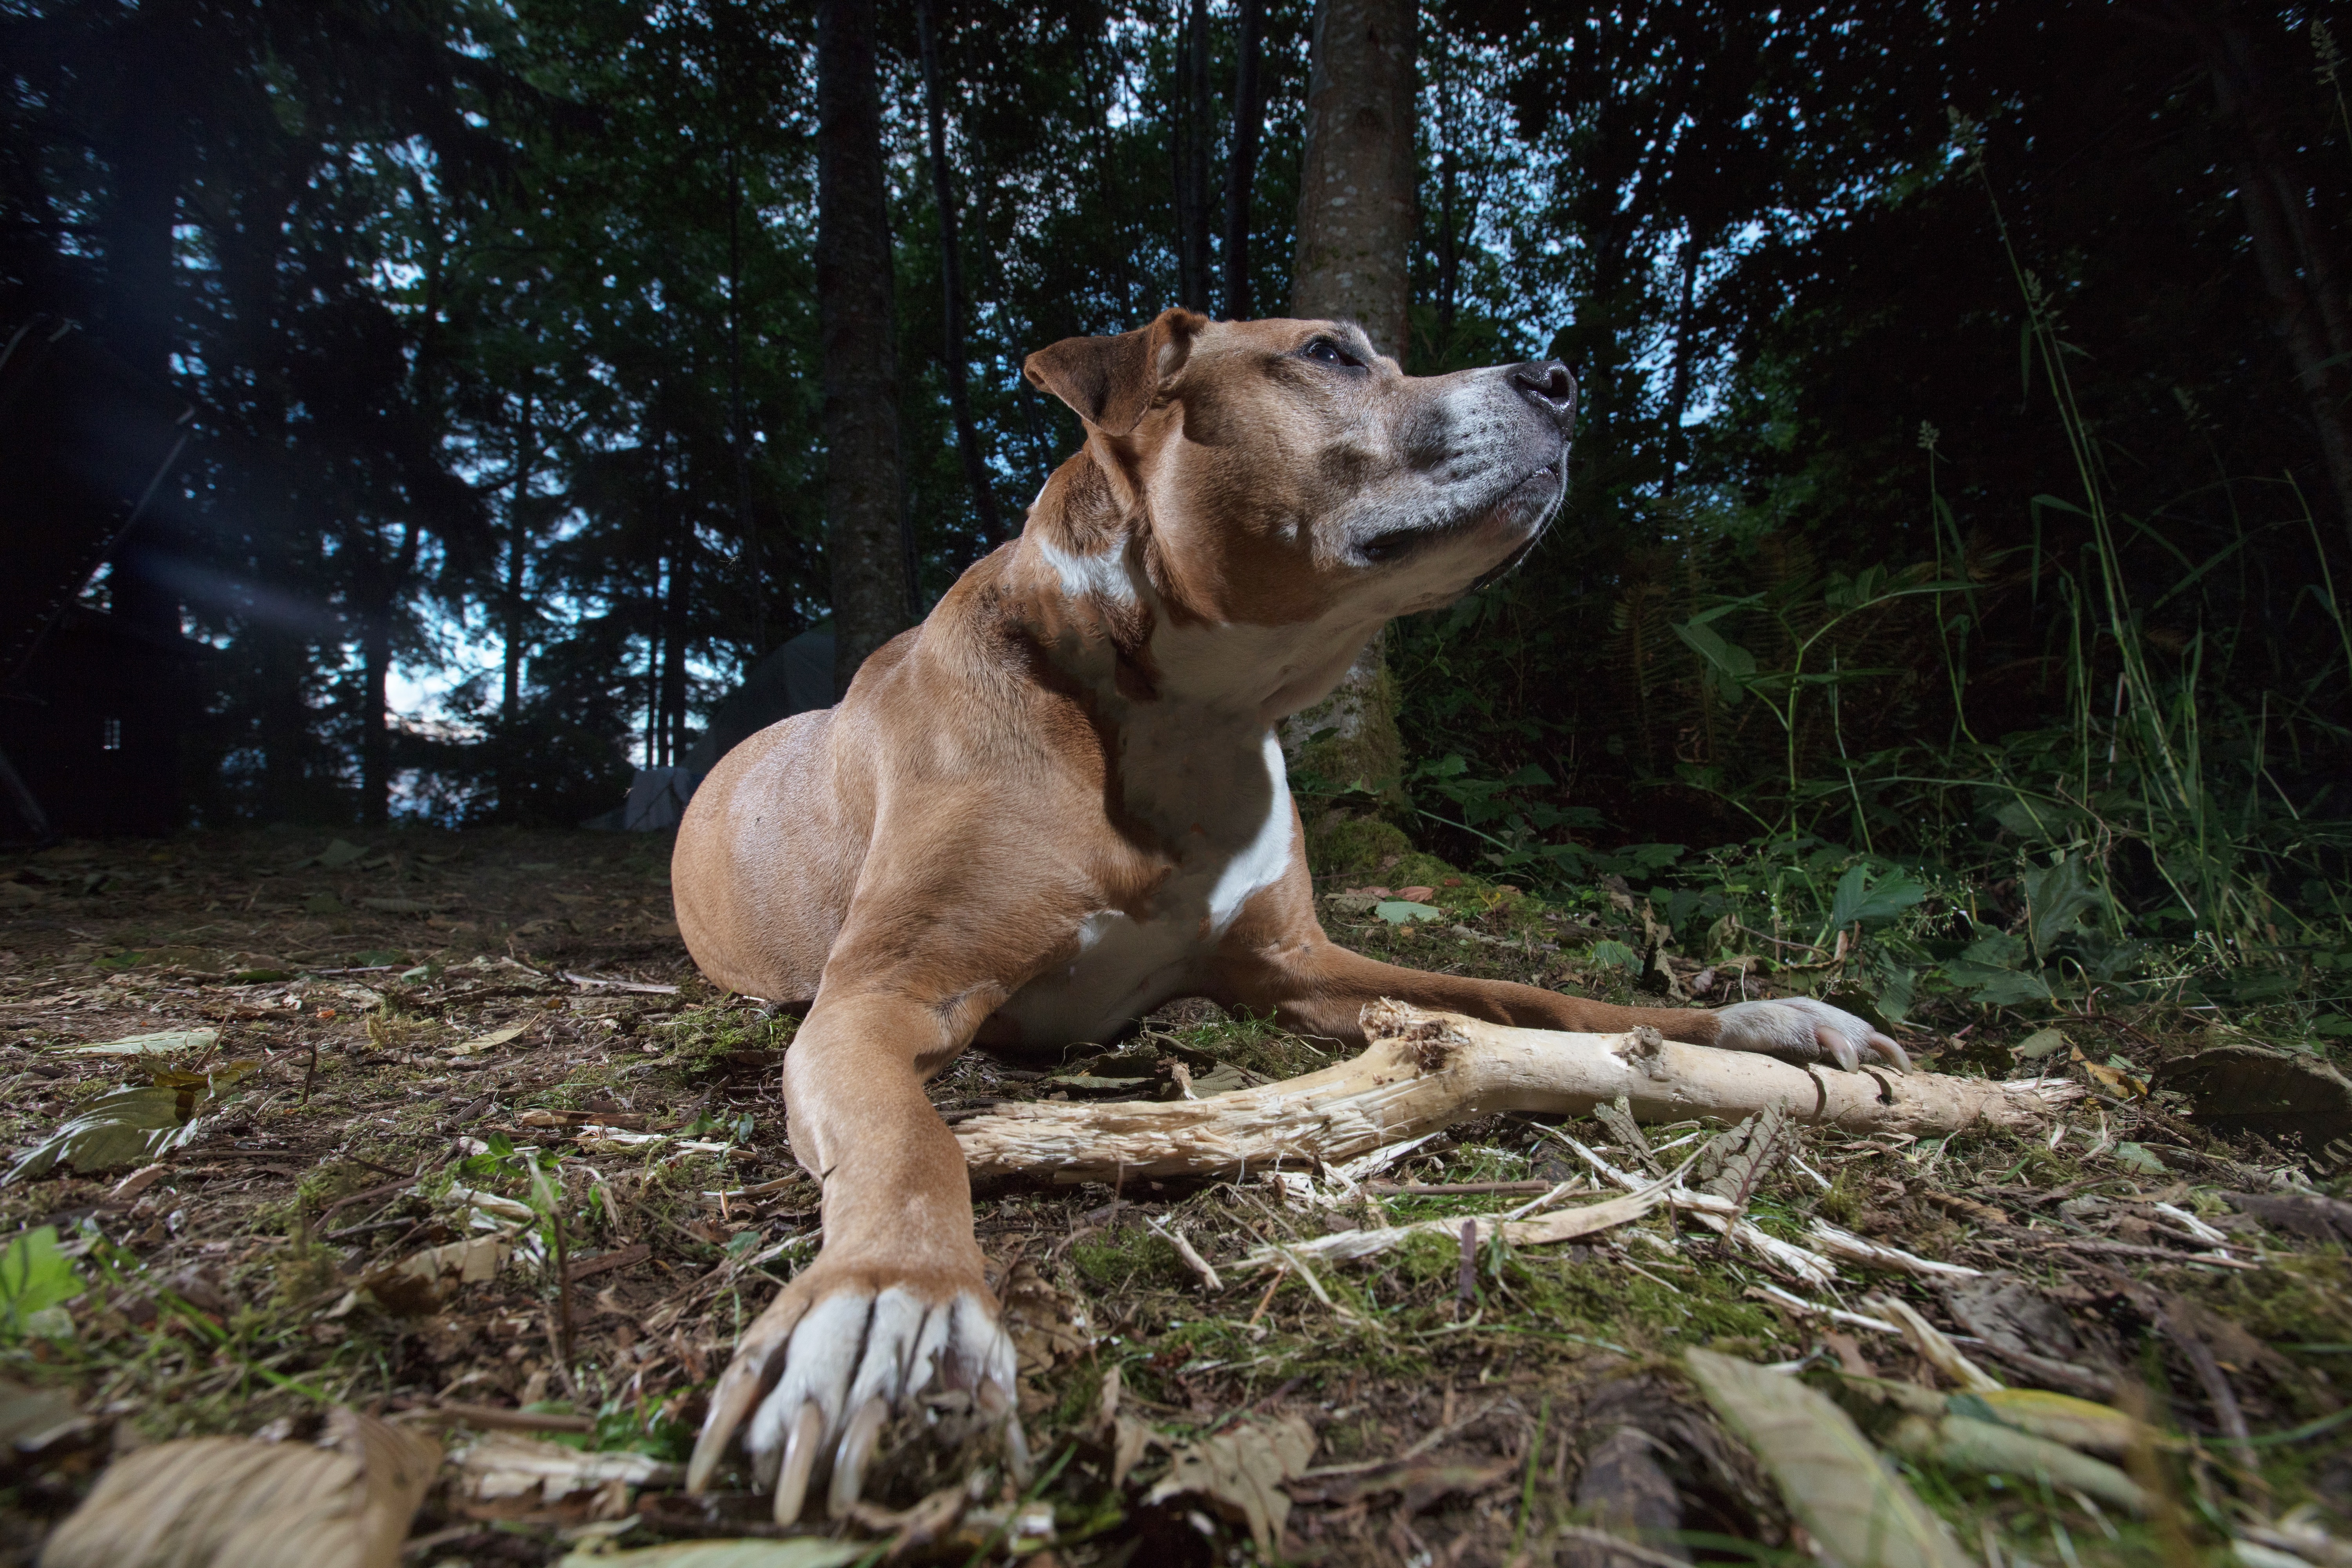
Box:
[38,1406,438,1568]
[1967,1388,2148,1457]
[399,1234,511,1285]
[450,1430,681,1508]
[444,1024,528,1058]
[555,1541,867,1567]
[6,1064,255,1181]
[1684,1349,1971,1568]
[1145,1412,1315,1555]
[66,1029,218,1056]
[1885,1412,2147,1514]
[1866,1294,2003,1393]
[0,1377,86,1454]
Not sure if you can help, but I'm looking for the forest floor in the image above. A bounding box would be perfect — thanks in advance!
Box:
[1,827,2349,1567]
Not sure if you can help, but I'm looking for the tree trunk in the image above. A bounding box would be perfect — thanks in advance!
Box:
[1290,0,1416,357]
[728,144,764,657]
[96,25,189,647]
[499,394,533,815]
[1281,0,1417,860]
[661,523,692,768]
[1172,0,1214,314]
[915,0,1005,549]
[2185,9,2352,549]
[1660,234,1701,499]
[358,598,392,826]
[1223,0,1266,321]
[817,0,913,690]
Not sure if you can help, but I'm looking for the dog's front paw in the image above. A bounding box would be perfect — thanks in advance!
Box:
[1713,996,1910,1072]
[686,1250,1021,1524]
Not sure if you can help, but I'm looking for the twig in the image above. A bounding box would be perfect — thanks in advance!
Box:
[561,971,680,995]
[1455,1219,1477,1316]
[1552,1524,1695,1568]
[1145,1216,1223,1293]
[2160,1311,2254,1468]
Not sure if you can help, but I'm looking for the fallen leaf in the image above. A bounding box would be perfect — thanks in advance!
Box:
[399,1234,511,1285]
[0,1225,84,1336]
[444,1024,528,1058]
[1146,1413,1316,1555]
[1684,1348,1971,1568]
[38,1406,438,1568]
[1866,1295,2004,1393]
[1376,900,1444,925]
[1962,1388,2149,1459]
[555,1542,867,1567]
[2013,1028,2069,1061]
[65,1028,219,1056]
[450,1430,681,1508]
[2071,1047,2149,1099]
[0,1377,86,1453]
[316,838,369,869]
[1886,1412,2147,1514]
[5,1064,254,1181]
[1394,885,1438,902]
[1299,1457,1516,1514]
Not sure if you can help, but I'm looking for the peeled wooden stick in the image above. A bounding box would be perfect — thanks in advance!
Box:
[955,1000,2080,1186]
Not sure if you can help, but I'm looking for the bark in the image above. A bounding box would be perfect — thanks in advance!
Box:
[817,0,913,690]
[1222,0,1266,320]
[1282,0,1418,850]
[96,11,191,645]
[727,145,764,655]
[660,525,691,768]
[1172,0,1214,314]
[1660,235,1702,499]
[915,0,1005,548]
[1290,0,1416,357]
[954,1002,2079,1186]
[500,394,534,818]
[2178,5,2352,547]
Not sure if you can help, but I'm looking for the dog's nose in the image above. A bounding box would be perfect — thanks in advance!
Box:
[1511,361,1577,425]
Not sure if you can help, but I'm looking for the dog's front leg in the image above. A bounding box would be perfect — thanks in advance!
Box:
[686,985,1016,1523]
[1218,936,1909,1070]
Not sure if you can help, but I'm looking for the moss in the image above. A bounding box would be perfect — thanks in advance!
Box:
[1308,814,1415,881]
[1070,1226,1190,1294]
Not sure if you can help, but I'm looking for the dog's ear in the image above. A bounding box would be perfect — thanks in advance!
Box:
[1024,307,1205,436]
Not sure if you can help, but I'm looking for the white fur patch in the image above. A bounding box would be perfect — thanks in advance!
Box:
[998,723,1294,1044]
[1208,731,1295,933]
[1715,996,1885,1069]
[745,1287,1013,1476]
[1035,536,1138,605]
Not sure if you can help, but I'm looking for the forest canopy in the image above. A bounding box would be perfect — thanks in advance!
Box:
[4,0,2348,986]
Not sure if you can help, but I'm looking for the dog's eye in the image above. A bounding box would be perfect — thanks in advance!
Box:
[1303,338,1359,368]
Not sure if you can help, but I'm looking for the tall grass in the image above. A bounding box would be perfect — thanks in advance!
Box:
[1396,132,2352,1027]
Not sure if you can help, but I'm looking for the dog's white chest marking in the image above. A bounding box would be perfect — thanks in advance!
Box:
[999,725,1293,1044]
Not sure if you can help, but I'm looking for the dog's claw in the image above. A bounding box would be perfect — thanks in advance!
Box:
[775,1401,823,1525]
[693,1273,1020,1514]
[829,1395,890,1517]
[1716,996,1910,1073]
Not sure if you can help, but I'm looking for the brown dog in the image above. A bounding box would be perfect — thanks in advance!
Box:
[673,309,1906,1520]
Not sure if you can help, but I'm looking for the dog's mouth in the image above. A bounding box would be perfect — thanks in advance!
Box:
[1356,461,1562,565]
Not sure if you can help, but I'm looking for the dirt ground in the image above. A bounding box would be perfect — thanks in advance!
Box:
[2,827,2349,1566]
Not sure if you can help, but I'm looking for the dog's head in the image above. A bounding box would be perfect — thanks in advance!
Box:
[1022,308,1574,636]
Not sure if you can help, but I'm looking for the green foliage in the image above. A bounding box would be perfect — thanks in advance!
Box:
[0,1227,83,1338]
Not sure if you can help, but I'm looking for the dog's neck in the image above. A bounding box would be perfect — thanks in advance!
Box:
[1008,449,1383,725]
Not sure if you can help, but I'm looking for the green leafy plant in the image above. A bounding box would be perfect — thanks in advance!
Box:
[0,1226,85,1338]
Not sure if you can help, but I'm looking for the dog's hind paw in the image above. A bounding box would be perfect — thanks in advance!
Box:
[1713,996,1910,1072]
[686,1265,1023,1524]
